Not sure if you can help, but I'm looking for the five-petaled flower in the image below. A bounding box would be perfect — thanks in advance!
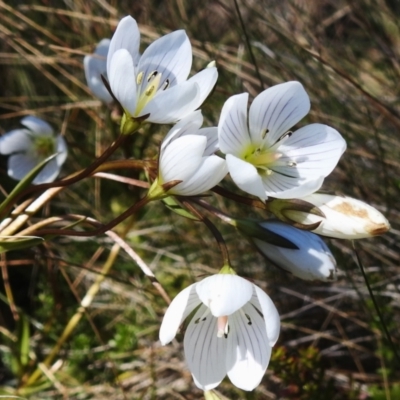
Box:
[159,273,280,391]
[148,111,227,197]
[218,81,347,200]
[107,16,218,133]
[0,116,67,184]
[250,220,337,281]
[84,38,114,104]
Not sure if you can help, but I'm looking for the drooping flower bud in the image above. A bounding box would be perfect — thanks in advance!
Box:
[251,220,337,281]
[278,194,390,239]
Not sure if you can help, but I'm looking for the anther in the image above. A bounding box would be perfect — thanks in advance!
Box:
[162,79,170,90]
[279,131,292,141]
[262,128,269,139]
[147,70,158,82]
[145,85,156,96]
[136,72,144,85]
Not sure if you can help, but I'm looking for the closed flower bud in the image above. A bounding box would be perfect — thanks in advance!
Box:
[282,194,390,239]
[252,221,337,281]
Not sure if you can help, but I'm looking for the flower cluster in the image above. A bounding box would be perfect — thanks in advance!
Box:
[1,13,391,397]
[50,14,392,393]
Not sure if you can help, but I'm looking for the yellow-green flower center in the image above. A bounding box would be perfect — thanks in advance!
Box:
[32,135,56,160]
[135,70,170,116]
[243,145,282,175]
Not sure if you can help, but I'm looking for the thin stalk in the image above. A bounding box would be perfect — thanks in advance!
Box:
[181,200,231,266]
[353,242,400,366]
[212,185,268,209]
[233,0,264,89]
[32,196,152,237]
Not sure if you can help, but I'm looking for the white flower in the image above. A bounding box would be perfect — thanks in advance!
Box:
[252,221,337,281]
[107,16,218,130]
[149,111,227,197]
[218,81,347,200]
[0,116,67,184]
[283,193,391,239]
[84,38,114,103]
[159,273,280,391]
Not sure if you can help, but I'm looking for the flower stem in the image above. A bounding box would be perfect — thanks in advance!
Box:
[180,199,231,266]
[31,196,152,237]
[212,186,268,210]
[353,242,400,366]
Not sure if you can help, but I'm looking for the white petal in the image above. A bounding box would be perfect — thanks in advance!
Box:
[184,304,227,390]
[159,283,199,345]
[186,67,218,108]
[252,286,280,346]
[226,154,267,200]
[161,111,203,151]
[249,81,310,146]
[137,30,192,92]
[21,116,53,136]
[107,16,140,75]
[141,81,200,123]
[226,307,271,391]
[84,39,113,103]
[32,158,61,184]
[160,135,206,184]
[108,49,137,115]
[7,154,38,181]
[254,221,337,281]
[55,135,68,167]
[261,174,324,199]
[171,155,227,196]
[274,124,346,180]
[218,93,251,156]
[0,129,31,154]
[196,275,253,317]
[197,127,219,155]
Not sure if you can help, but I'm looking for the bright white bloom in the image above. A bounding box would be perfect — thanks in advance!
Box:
[284,193,391,239]
[160,274,280,391]
[107,16,218,128]
[218,81,347,200]
[84,38,113,103]
[252,221,337,281]
[0,116,67,184]
[150,111,227,197]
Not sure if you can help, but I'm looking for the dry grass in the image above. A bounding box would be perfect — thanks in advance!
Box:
[0,0,399,399]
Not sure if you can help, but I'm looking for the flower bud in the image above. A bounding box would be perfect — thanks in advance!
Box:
[281,194,390,239]
[251,221,337,281]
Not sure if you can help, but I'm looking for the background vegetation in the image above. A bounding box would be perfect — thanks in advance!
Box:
[0,0,400,398]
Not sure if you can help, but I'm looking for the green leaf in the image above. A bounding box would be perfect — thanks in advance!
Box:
[0,236,44,254]
[17,314,30,367]
[162,196,200,221]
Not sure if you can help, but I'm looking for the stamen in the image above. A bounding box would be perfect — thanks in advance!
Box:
[147,70,158,82]
[261,128,269,139]
[145,85,156,96]
[136,72,144,85]
[194,307,210,325]
[279,131,292,141]
[162,79,170,90]
[244,313,252,325]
